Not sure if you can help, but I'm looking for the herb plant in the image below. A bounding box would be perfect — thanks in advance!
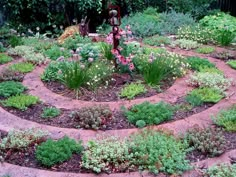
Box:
[227,60,236,70]
[204,163,236,177]
[41,107,61,119]
[120,83,147,100]
[0,81,26,98]
[0,53,13,64]
[187,57,215,71]
[172,39,200,50]
[196,46,215,54]
[9,62,35,73]
[143,36,171,46]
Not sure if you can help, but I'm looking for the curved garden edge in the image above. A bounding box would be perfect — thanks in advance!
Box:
[22,65,192,110]
[1,149,235,177]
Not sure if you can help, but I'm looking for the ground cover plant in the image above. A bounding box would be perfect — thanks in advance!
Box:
[195,46,215,54]
[41,107,61,119]
[171,39,200,50]
[227,60,236,70]
[0,53,13,64]
[9,62,35,73]
[0,81,26,98]
[204,163,236,177]
[143,35,171,46]
[120,82,147,99]
[187,57,216,71]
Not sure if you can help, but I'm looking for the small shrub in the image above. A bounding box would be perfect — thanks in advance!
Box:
[0,128,47,150]
[188,72,231,93]
[0,53,13,64]
[9,62,35,73]
[213,105,236,132]
[0,68,24,82]
[0,42,6,52]
[216,30,235,46]
[199,67,223,75]
[71,105,113,130]
[120,83,147,100]
[0,81,27,98]
[196,46,215,54]
[135,120,146,128]
[2,94,39,110]
[227,60,236,70]
[187,56,215,71]
[7,45,34,56]
[123,101,174,127]
[77,43,100,62]
[129,130,190,174]
[82,136,132,173]
[62,34,91,50]
[171,39,200,50]
[41,107,61,119]
[41,61,64,82]
[8,35,23,47]
[100,42,113,61]
[143,36,171,46]
[186,88,224,104]
[186,127,228,156]
[211,51,235,61]
[204,163,236,177]
[36,136,83,167]
[44,45,71,60]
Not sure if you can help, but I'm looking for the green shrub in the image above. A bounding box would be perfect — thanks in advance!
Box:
[215,30,235,46]
[143,36,171,46]
[100,42,113,61]
[171,39,200,50]
[187,57,215,71]
[77,43,100,62]
[120,83,147,100]
[227,60,236,70]
[9,62,35,73]
[205,163,236,177]
[0,81,26,98]
[188,72,231,93]
[129,130,190,174]
[2,94,39,110]
[43,45,71,60]
[196,46,215,54]
[0,128,47,150]
[186,88,224,104]
[199,67,223,75]
[123,101,174,127]
[8,35,23,47]
[62,34,91,50]
[82,136,132,173]
[186,127,228,157]
[0,53,13,64]
[7,45,34,56]
[213,105,236,132]
[41,107,61,119]
[135,120,146,128]
[36,137,83,167]
[71,105,113,130]
[41,61,65,82]
[0,42,6,53]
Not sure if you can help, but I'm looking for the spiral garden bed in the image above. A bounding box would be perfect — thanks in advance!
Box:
[0,33,236,177]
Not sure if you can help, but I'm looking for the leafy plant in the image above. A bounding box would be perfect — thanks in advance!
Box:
[0,53,13,64]
[211,51,235,61]
[204,163,236,177]
[43,45,71,60]
[187,56,215,71]
[212,105,236,132]
[41,61,65,82]
[41,107,61,119]
[8,35,23,47]
[0,128,47,150]
[120,83,147,100]
[186,127,228,156]
[0,68,24,82]
[186,88,224,104]
[36,136,83,167]
[143,35,171,46]
[0,42,6,53]
[0,81,26,98]
[215,29,235,46]
[1,94,39,110]
[196,46,215,54]
[77,43,100,62]
[82,136,133,173]
[123,101,174,127]
[100,42,113,61]
[227,60,236,70]
[171,39,200,50]
[9,62,35,73]
[71,105,113,130]
[129,130,190,174]
[62,34,91,50]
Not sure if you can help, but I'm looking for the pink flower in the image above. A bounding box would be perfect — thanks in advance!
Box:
[118,46,123,51]
[129,63,135,70]
[127,30,132,35]
[121,59,128,65]
[111,49,119,55]
[115,34,121,39]
[126,57,131,63]
[60,47,65,51]
[88,58,94,62]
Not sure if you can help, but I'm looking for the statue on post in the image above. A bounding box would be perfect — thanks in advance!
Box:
[79,16,89,37]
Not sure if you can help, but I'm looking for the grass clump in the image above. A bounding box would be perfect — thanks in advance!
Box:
[120,83,147,100]
[1,94,39,110]
[0,53,13,64]
[195,46,215,54]
[41,107,61,119]
[0,81,26,98]
[123,101,174,127]
[9,62,35,73]
[36,136,83,167]
[187,56,215,71]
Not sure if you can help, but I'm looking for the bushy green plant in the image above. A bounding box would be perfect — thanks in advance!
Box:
[77,43,100,62]
[100,42,113,61]
[212,105,236,132]
[120,83,147,100]
[215,30,235,46]
[199,67,223,75]
[44,45,71,60]
[187,57,215,71]
[2,94,39,110]
[0,81,26,98]
[71,105,113,130]
[0,53,13,64]
[8,35,23,47]
[7,45,34,56]
[227,60,236,70]
[196,46,215,54]
[62,34,91,50]
[171,39,200,50]
[41,107,61,119]
[187,88,224,104]
[9,62,35,73]
[186,127,228,156]
[82,136,133,173]
[0,42,6,53]
[0,128,47,150]
[123,101,174,127]
[41,61,65,82]
[185,93,203,107]
[143,36,171,46]
[129,130,190,174]
[188,72,231,93]
[36,136,83,167]
[204,163,236,177]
